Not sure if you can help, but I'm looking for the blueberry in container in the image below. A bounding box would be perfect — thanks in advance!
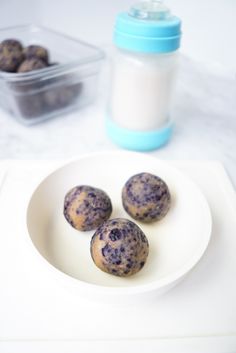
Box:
[0,25,104,125]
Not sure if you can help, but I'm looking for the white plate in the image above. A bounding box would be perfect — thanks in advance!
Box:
[27,151,212,300]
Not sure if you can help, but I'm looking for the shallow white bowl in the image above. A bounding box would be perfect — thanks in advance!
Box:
[27,151,212,302]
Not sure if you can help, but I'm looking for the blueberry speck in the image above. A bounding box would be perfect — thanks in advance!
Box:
[109,228,122,241]
[88,192,96,198]
[102,244,111,257]
[140,261,145,268]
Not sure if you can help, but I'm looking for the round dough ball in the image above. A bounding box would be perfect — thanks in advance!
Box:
[44,83,82,110]
[64,185,112,231]
[1,39,23,52]
[0,39,23,72]
[122,172,171,223]
[16,93,45,119]
[90,218,149,277]
[23,45,49,64]
[17,58,47,73]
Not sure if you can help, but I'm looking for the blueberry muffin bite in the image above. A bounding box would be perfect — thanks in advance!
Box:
[23,45,49,64]
[44,83,82,110]
[0,39,23,52]
[122,172,171,223]
[90,218,149,277]
[64,185,112,231]
[17,58,47,73]
[0,39,23,72]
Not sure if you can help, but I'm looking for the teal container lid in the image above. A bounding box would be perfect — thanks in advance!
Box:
[114,1,181,53]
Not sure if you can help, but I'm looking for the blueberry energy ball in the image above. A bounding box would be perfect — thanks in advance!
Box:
[122,172,171,223]
[44,82,82,110]
[23,45,49,64]
[1,39,23,52]
[64,185,112,231]
[90,218,149,277]
[17,58,47,73]
[0,39,23,72]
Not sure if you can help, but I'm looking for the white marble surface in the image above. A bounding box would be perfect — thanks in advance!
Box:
[0,54,236,187]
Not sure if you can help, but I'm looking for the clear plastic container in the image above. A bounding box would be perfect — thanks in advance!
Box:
[0,25,104,125]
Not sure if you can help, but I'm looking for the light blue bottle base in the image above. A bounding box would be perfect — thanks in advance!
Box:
[106,119,173,152]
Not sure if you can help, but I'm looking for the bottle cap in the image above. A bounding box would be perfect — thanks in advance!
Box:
[114,0,181,53]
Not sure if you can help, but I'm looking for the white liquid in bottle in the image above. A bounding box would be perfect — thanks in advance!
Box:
[111,49,178,131]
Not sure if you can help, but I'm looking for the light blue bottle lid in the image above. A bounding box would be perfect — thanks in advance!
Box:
[114,1,181,53]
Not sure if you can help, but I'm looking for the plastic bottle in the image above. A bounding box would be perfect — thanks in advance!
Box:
[107,0,182,151]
